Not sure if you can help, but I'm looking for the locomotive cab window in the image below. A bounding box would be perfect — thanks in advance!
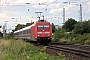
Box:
[44,25,49,30]
[38,25,43,30]
[38,25,50,30]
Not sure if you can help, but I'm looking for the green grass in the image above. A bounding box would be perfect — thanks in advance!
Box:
[56,33,90,45]
[0,39,67,60]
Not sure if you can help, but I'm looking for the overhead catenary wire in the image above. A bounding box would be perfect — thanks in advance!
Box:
[0,0,90,24]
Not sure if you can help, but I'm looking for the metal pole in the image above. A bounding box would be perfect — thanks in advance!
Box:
[63,8,65,23]
[80,4,82,22]
[3,24,5,37]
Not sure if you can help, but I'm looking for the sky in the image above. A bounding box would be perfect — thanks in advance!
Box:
[0,0,90,33]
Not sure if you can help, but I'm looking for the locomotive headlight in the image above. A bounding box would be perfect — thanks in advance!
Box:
[45,32,50,34]
[43,30,44,31]
[38,32,42,34]
[38,35,40,36]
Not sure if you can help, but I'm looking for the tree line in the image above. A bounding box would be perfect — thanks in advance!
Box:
[52,18,90,45]
[62,18,90,35]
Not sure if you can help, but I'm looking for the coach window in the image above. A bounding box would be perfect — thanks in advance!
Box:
[38,25,43,30]
[44,25,49,30]
[19,31,22,35]
[19,32,21,35]
[17,33,19,35]
[27,29,30,34]
[25,30,27,34]
[26,30,28,34]
[23,30,26,34]
[16,33,18,35]
[14,33,16,36]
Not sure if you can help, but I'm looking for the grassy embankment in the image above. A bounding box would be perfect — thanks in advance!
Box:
[0,38,67,60]
[53,29,90,45]
[59,33,90,45]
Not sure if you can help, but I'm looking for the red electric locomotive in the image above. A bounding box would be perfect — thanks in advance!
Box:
[14,19,52,44]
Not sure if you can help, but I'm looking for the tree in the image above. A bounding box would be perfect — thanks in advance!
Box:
[0,26,1,28]
[15,24,26,31]
[74,21,90,34]
[0,32,3,37]
[62,18,77,32]
[52,23,56,33]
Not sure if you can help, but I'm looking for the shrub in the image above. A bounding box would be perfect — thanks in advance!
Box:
[84,40,90,45]
[53,28,65,42]
[3,36,14,40]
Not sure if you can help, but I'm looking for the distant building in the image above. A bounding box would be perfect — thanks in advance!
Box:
[55,25,62,29]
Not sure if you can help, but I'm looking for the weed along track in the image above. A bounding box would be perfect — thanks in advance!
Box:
[1,39,89,60]
[0,39,67,60]
[35,42,90,60]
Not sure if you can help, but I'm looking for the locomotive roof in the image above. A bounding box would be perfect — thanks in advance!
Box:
[37,20,47,22]
[14,23,35,33]
[14,22,50,33]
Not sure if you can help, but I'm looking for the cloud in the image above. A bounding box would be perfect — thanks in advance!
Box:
[0,12,9,19]
[49,8,63,14]
[0,0,90,32]
[32,5,46,9]
[87,1,90,13]
[49,3,78,15]
[47,3,61,9]
[38,0,55,3]
[9,0,55,5]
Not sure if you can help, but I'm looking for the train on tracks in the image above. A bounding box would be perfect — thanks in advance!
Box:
[14,19,52,44]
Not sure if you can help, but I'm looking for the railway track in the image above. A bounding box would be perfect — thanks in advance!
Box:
[45,42,90,60]
[47,44,90,57]
[50,42,90,52]
[34,42,90,60]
